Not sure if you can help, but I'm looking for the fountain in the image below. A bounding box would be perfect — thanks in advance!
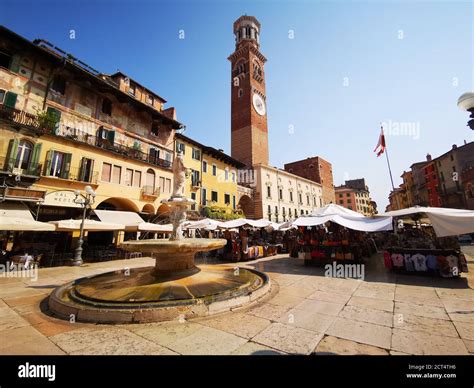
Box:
[48,152,271,323]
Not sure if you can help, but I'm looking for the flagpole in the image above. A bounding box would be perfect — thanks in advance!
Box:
[380,123,400,211]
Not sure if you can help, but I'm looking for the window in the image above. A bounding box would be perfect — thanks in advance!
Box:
[159,176,165,191]
[225,168,229,181]
[339,200,344,205]
[129,83,136,96]
[346,193,350,197]
[268,205,271,215]
[202,188,207,205]
[0,51,12,69]
[267,186,271,198]
[146,168,155,189]
[190,192,196,210]
[212,164,217,176]
[301,209,304,215]
[299,193,302,204]
[307,195,310,205]
[14,140,33,170]
[176,142,185,154]
[125,168,133,186]
[238,89,243,97]
[0,89,5,103]
[289,191,293,202]
[51,76,66,95]
[165,178,171,193]
[211,191,218,203]
[202,160,208,173]
[47,151,71,179]
[224,193,231,205]
[149,148,160,164]
[339,193,343,198]
[275,206,278,215]
[151,123,159,136]
[192,148,201,160]
[102,162,112,182]
[79,158,94,182]
[191,170,200,186]
[112,165,122,184]
[147,94,154,105]
[279,189,283,200]
[232,172,236,183]
[4,91,17,108]
[102,98,112,115]
[232,195,236,209]
[347,199,351,204]
[133,170,142,187]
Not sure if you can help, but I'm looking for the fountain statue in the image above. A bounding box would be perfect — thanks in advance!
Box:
[48,152,271,324]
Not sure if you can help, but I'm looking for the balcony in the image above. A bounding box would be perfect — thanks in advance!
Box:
[141,185,160,200]
[42,166,99,185]
[0,156,42,178]
[0,105,173,170]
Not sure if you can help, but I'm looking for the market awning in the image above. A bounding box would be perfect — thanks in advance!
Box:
[0,202,55,231]
[48,219,125,231]
[93,210,172,232]
[379,206,474,237]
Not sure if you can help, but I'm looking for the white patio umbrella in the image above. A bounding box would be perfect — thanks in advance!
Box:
[48,219,125,231]
[0,202,55,231]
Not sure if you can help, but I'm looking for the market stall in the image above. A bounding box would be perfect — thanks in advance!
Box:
[378,206,474,278]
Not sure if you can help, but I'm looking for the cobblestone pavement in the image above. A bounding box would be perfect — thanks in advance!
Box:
[0,247,473,355]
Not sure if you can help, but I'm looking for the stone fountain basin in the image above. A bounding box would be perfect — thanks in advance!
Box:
[120,238,227,273]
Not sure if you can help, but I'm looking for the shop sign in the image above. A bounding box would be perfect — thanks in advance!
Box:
[43,190,84,208]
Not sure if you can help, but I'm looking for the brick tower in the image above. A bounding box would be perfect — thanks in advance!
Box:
[228,16,269,167]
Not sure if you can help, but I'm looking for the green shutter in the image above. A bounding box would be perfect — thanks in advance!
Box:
[44,150,53,176]
[107,130,115,143]
[9,55,20,73]
[4,92,18,108]
[6,138,19,171]
[27,142,42,175]
[60,153,72,179]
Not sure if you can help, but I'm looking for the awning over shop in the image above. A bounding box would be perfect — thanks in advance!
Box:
[48,219,125,231]
[93,210,172,232]
[294,204,393,232]
[379,206,474,237]
[0,202,55,231]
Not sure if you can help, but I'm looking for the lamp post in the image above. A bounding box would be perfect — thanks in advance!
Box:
[72,185,96,266]
[457,92,474,130]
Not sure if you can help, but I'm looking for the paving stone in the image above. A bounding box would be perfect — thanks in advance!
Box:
[197,312,271,339]
[393,313,459,338]
[267,293,306,308]
[390,350,412,355]
[452,321,474,341]
[125,321,203,347]
[165,326,247,355]
[353,287,395,301]
[278,308,336,333]
[348,296,393,313]
[448,312,474,324]
[295,299,345,317]
[394,301,450,321]
[307,290,351,305]
[435,288,474,302]
[462,339,474,353]
[326,317,392,349]
[339,305,393,327]
[231,341,285,355]
[252,322,323,355]
[0,312,30,332]
[395,292,444,308]
[391,328,468,355]
[246,302,291,321]
[0,326,58,353]
[441,299,474,314]
[279,285,316,298]
[314,335,389,355]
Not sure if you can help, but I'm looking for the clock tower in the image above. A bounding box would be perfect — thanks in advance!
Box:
[228,15,269,167]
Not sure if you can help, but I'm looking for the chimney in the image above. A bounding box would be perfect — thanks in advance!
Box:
[464,139,467,145]
[426,153,432,161]
[452,144,457,150]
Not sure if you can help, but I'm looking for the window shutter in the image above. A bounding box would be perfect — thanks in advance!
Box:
[6,138,19,171]
[44,150,53,175]
[107,130,115,143]
[60,153,72,179]
[27,142,42,175]
[4,92,18,108]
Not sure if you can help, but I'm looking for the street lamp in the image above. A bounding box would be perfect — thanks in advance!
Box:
[72,185,96,266]
[457,92,474,130]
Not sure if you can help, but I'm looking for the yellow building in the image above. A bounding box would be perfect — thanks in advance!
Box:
[0,26,183,222]
[175,133,245,219]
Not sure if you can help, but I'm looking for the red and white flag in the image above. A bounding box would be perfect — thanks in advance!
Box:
[374,127,386,157]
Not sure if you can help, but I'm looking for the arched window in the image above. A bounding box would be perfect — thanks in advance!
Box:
[146,168,155,190]
[15,140,33,169]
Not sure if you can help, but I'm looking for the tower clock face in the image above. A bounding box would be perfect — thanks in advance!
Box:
[252,93,266,116]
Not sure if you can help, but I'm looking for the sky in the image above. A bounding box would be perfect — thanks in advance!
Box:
[1,0,473,210]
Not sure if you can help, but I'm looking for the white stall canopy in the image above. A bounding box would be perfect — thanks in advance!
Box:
[94,210,172,232]
[294,204,393,232]
[48,219,125,231]
[0,202,55,231]
[380,206,474,237]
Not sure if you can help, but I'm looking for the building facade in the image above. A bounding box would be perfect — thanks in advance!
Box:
[334,178,376,216]
[250,164,323,222]
[175,133,245,218]
[284,156,336,205]
[0,26,182,222]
